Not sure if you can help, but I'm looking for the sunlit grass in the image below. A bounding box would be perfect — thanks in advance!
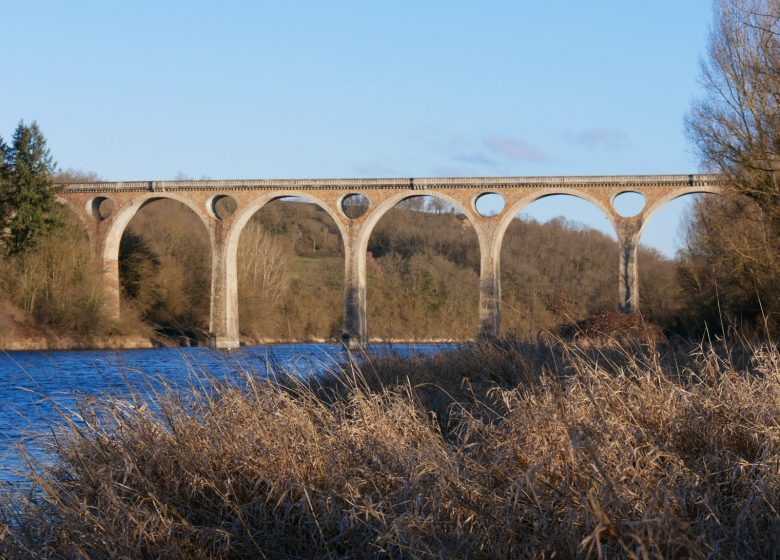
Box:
[2,338,780,558]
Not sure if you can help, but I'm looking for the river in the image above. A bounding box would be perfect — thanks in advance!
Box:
[0,343,456,486]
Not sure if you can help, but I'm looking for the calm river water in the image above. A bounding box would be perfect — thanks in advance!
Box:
[0,343,455,486]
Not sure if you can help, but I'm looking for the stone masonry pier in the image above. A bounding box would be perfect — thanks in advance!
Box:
[57,174,723,349]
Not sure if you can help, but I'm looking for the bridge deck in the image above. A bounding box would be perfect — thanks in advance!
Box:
[53,173,725,349]
[59,173,722,193]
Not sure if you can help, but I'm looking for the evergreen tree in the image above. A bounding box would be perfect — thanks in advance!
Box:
[0,135,7,190]
[0,120,61,255]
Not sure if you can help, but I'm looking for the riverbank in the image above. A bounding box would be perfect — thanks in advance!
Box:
[0,334,156,351]
[2,338,779,558]
[0,333,467,352]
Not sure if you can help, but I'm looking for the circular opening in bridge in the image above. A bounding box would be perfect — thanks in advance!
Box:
[89,196,115,221]
[612,191,645,217]
[341,193,369,219]
[475,192,505,217]
[211,195,237,220]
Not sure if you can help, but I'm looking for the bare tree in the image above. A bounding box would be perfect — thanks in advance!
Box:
[238,221,288,308]
[682,0,780,333]
[687,0,780,214]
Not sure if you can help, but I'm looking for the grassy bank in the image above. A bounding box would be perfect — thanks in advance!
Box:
[2,338,780,558]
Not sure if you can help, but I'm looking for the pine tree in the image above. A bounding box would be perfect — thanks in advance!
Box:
[0,135,7,190]
[0,120,61,255]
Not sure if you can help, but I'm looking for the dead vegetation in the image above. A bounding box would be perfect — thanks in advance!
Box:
[1,339,780,558]
[553,311,667,346]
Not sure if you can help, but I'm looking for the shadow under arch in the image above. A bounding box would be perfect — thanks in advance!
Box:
[498,192,619,338]
[225,192,347,341]
[234,195,346,341]
[106,194,215,340]
[362,193,481,340]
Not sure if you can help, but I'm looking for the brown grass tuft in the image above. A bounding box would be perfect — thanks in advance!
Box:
[2,339,780,558]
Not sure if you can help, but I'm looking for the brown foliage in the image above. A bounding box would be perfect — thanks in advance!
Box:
[119,200,212,341]
[237,200,344,341]
[0,209,106,335]
[0,194,684,343]
[676,194,780,335]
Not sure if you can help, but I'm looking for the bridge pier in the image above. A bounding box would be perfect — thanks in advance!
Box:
[101,255,122,323]
[476,222,502,339]
[209,220,241,349]
[90,218,122,326]
[342,227,367,349]
[55,175,723,347]
[617,220,641,314]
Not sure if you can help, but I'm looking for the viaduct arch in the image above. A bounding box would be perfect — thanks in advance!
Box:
[56,174,723,348]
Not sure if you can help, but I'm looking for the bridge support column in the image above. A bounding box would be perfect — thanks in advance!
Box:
[88,221,121,325]
[101,253,122,323]
[476,223,501,339]
[209,221,240,349]
[342,227,367,349]
[617,221,641,314]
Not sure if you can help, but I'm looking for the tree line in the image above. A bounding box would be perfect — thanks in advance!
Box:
[0,0,777,344]
[0,186,692,344]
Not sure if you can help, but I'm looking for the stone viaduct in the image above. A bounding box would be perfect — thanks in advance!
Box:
[57,174,723,349]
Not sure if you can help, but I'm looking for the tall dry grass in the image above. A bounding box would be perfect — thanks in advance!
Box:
[2,339,780,558]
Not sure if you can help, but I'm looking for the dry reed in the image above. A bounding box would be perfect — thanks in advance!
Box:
[2,338,780,558]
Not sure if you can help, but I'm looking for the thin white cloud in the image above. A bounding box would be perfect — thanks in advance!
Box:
[575,127,628,150]
[485,136,547,162]
[432,165,480,177]
[353,163,398,177]
[453,153,497,167]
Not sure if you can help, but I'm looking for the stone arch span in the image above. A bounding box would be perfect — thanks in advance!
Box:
[359,192,481,341]
[99,192,215,324]
[638,186,723,240]
[474,190,618,337]
[355,192,479,289]
[220,191,348,345]
[496,189,618,257]
[357,191,478,257]
[610,186,723,315]
[339,191,480,345]
[227,191,347,258]
[498,192,620,337]
[103,192,214,263]
[634,187,724,324]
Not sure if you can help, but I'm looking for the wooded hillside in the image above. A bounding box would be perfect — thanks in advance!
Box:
[0,196,685,344]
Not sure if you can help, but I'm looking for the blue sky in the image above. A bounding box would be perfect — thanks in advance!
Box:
[0,1,713,256]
